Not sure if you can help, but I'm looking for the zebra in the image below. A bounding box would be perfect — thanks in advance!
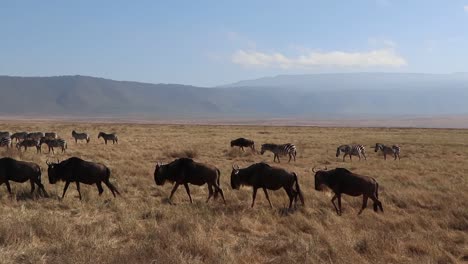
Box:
[0,136,12,148]
[0,131,11,138]
[72,130,90,144]
[11,132,28,142]
[98,132,118,145]
[27,132,45,141]
[260,143,297,163]
[336,144,367,161]
[44,132,58,140]
[40,138,67,154]
[374,143,400,160]
[16,139,41,153]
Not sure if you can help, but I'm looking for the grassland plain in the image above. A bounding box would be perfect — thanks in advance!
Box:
[0,121,467,264]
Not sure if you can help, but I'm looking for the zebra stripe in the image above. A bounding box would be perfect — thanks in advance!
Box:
[375,143,400,160]
[27,132,45,141]
[45,132,58,139]
[0,136,12,148]
[336,144,367,161]
[72,130,90,143]
[17,139,41,153]
[40,138,67,154]
[11,132,28,142]
[260,143,297,163]
[98,132,118,145]
[0,131,11,138]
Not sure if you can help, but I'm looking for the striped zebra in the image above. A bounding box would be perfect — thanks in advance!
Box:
[374,143,401,160]
[0,136,12,148]
[0,131,11,138]
[27,132,45,141]
[72,130,90,143]
[11,132,28,142]
[40,138,67,154]
[16,139,41,153]
[45,132,58,139]
[336,144,367,161]
[260,143,297,163]
[98,132,118,145]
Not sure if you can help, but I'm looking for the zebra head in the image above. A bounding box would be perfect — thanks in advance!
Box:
[375,143,383,152]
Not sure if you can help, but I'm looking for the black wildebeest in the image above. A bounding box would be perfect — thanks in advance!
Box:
[230,137,255,152]
[46,157,120,200]
[231,162,304,209]
[0,157,48,196]
[98,132,118,144]
[313,167,383,215]
[154,158,225,204]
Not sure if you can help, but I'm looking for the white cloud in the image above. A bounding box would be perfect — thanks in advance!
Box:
[232,49,407,69]
[464,5,468,12]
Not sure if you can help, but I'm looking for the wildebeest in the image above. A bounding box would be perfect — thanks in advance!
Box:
[231,162,304,209]
[154,158,225,204]
[375,143,400,160]
[16,139,41,153]
[230,137,255,152]
[46,157,120,200]
[27,132,45,141]
[0,157,48,196]
[11,132,28,142]
[72,130,90,143]
[313,167,383,215]
[336,144,367,161]
[260,143,297,163]
[44,132,58,139]
[40,138,67,154]
[98,132,118,144]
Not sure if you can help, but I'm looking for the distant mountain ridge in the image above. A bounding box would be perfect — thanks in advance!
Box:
[0,73,467,118]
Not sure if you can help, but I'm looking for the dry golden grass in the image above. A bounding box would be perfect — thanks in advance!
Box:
[0,121,467,264]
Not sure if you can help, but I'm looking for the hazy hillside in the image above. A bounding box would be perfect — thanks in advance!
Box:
[0,74,467,118]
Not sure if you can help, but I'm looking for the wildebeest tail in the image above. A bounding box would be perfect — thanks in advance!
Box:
[293,172,305,205]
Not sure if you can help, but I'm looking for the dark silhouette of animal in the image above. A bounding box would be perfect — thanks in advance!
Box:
[40,138,67,154]
[0,157,48,196]
[313,167,383,215]
[11,132,28,142]
[72,130,90,143]
[46,157,120,200]
[27,132,45,141]
[374,143,400,160]
[44,132,58,139]
[98,132,118,144]
[336,144,367,161]
[154,158,225,204]
[16,139,41,153]
[231,162,304,208]
[230,138,255,152]
[260,143,297,163]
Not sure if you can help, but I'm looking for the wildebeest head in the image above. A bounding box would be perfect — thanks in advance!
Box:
[312,166,329,191]
[154,162,167,185]
[335,147,341,157]
[230,140,234,147]
[46,159,62,184]
[230,165,241,189]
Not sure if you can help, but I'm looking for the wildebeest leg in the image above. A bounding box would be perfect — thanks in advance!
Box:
[337,194,342,215]
[168,183,180,203]
[262,188,273,208]
[241,146,244,152]
[96,182,104,196]
[104,139,107,145]
[30,179,35,194]
[183,183,193,203]
[75,181,82,200]
[284,187,294,209]
[75,139,78,143]
[216,186,226,204]
[206,184,214,203]
[61,181,70,199]
[276,155,280,163]
[371,196,383,212]
[104,180,119,197]
[5,181,12,195]
[36,181,48,197]
[251,187,258,208]
[331,194,341,215]
[358,195,368,215]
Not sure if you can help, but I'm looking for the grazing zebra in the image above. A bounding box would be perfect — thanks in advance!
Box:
[72,130,90,143]
[27,132,45,141]
[11,132,28,142]
[374,143,400,160]
[98,132,118,145]
[16,139,41,153]
[260,143,297,163]
[40,138,67,154]
[44,132,58,139]
[0,136,12,148]
[336,144,367,161]
[0,131,11,138]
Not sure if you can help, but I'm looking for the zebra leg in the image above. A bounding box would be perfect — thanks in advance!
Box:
[276,155,280,163]
[384,154,387,160]
[288,154,292,163]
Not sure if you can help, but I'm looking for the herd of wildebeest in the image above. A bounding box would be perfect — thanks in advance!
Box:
[0,130,401,215]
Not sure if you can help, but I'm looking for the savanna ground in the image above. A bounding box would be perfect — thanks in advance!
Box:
[0,121,467,264]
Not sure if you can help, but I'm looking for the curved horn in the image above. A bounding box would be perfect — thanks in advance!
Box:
[312,166,318,173]
[232,164,239,170]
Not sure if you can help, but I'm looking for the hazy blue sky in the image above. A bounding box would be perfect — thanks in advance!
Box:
[1,0,468,86]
